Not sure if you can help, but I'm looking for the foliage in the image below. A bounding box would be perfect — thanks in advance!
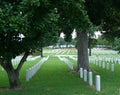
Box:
[0,3,28,60]
[21,0,59,51]
[85,0,120,42]
[88,38,97,48]
[85,0,120,53]
[0,0,59,88]
[0,0,59,60]
[85,0,110,25]
[113,37,120,53]
[55,0,92,40]
[71,38,77,46]
[102,8,120,41]
[97,36,109,46]
[57,37,66,46]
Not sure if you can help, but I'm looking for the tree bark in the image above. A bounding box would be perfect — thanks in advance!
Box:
[1,60,21,89]
[7,69,21,89]
[88,35,92,56]
[1,52,29,89]
[16,52,29,73]
[89,47,92,56]
[76,30,90,71]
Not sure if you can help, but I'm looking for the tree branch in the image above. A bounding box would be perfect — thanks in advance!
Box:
[16,51,29,73]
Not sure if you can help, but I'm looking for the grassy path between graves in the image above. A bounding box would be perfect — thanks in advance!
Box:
[0,56,120,95]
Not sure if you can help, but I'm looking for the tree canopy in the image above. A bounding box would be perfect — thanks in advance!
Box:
[85,0,120,40]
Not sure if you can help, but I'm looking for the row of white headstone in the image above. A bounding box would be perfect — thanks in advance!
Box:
[1,56,23,71]
[61,55,115,72]
[60,50,67,55]
[91,48,118,55]
[91,60,114,72]
[68,55,120,65]
[11,56,23,66]
[79,68,101,92]
[58,56,73,70]
[55,50,63,55]
[89,55,120,64]
[1,55,41,71]
[27,55,41,61]
[26,56,49,81]
[69,56,77,61]
[11,55,42,67]
[53,49,74,55]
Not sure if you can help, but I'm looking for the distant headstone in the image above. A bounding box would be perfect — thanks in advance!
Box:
[111,64,114,72]
[106,63,109,70]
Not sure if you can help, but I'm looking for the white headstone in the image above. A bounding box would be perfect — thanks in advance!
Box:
[26,70,29,81]
[96,75,101,91]
[111,64,114,72]
[84,69,87,82]
[89,72,93,86]
[80,68,83,78]
[106,63,109,70]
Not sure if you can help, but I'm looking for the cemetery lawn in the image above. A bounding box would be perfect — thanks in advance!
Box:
[0,48,120,95]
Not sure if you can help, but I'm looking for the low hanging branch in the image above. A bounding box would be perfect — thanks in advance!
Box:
[16,51,29,73]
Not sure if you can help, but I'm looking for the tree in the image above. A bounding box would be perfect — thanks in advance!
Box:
[53,0,92,71]
[57,37,66,48]
[71,38,77,47]
[0,1,29,89]
[97,36,109,46]
[88,37,97,56]
[102,9,120,43]
[0,0,59,89]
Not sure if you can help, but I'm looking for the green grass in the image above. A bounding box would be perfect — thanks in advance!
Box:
[0,48,120,95]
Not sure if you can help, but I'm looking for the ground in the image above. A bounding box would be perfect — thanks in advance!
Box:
[0,48,120,95]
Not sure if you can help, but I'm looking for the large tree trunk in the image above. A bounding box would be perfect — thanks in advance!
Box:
[1,52,29,89]
[76,30,90,71]
[88,35,92,56]
[2,60,21,89]
[7,69,21,89]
